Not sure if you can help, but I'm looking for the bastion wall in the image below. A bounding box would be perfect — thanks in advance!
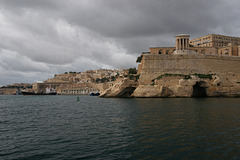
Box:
[139,54,240,84]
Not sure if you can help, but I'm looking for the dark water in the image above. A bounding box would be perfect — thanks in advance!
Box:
[0,95,240,160]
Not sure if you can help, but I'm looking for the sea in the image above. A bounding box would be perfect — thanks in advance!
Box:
[0,95,240,160]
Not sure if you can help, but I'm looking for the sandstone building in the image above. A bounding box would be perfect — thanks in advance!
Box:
[190,34,240,48]
[32,68,129,95]
[132,34,240,97]
[146,34,240,56]
[101,34,240,98]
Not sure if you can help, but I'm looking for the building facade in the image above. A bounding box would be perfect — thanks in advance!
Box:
[145,34,240,56]
[189,34,240,48]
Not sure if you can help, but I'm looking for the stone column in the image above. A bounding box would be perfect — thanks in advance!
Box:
[181,39,183,50]
[185,38,187,49]
[177,39,179,50]
[176,39,178,50]
[182,39,184,50]
[178,39,180,50]
[184,38,187,50]
[179,38,182,50]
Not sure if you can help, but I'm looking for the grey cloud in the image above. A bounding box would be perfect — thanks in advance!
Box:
[0,0,240,85]
[1,0,59,10]
[62,0,229,37]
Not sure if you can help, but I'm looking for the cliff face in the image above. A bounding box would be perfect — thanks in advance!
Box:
[129,54,240,98]
[99,78,137,98]
[132,74,240,97]
[102,54,240,98]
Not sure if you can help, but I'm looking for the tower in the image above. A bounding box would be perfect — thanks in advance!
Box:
[175,34,190,50]
[174,34,196,55]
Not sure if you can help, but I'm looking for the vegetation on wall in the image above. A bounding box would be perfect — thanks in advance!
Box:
[152,73,215,82]
[136,56,142,63]
[193,73,214,79]
[128,74,140,82]
[95,75,119,83]
[152,73,191,81]
[127,67,140,82]
[128,68,137,74]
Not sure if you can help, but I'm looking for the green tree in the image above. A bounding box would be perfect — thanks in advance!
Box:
[128,67,137,74]
[136,56,142,63]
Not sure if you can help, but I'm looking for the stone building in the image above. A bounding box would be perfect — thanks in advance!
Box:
[132,34,240,97]
[144,34,240,56]
[31,68,128,94]
[190,34,240,48]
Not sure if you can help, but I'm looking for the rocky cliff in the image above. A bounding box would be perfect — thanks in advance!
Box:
[100,53,240,98]
[99,78,137,98]
[101,73,240,98]
[132,74,240,97]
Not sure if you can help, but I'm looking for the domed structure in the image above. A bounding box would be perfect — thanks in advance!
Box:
[174,34,197,54]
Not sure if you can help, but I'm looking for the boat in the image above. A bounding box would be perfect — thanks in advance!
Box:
[13,88,23,95]
[21,91,57,95]
[22,87,57,95]
[90,92,100,96]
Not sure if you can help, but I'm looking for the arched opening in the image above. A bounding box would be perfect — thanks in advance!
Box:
[201,49,206,54]
[166,50,169,55]
[158,49,163,54]
[192,82,207,97]
[118,87,136,97]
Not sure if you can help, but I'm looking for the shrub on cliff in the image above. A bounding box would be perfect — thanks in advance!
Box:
[136,56,142,63]
[128,68,137,74]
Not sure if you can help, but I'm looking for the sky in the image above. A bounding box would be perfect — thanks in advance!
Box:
[0,0,240,86]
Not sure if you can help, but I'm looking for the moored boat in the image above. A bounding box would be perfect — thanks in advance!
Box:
[21,91,57,95]
[22,87,57,95]
[90,92,100,96]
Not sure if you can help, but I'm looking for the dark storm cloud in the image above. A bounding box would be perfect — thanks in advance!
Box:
[63,0,232,37]
[57,0,240,51]
[0,0,240,85]
[1,0,59,10]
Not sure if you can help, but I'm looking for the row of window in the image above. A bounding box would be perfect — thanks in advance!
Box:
[202,36,211,40]
[158,49,170,54]
[191,36,240,44]
[61,89,99,94]
[214,44,225,47]
[190,36,211,43]
[194,44,211,47]
[213,36,239,41]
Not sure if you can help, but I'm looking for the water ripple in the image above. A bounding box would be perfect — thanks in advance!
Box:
[0,96,240,159]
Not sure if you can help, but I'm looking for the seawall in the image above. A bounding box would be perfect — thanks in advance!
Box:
[140,54,240,84]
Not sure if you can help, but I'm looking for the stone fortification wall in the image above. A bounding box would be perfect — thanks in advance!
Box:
[140,54,240,84]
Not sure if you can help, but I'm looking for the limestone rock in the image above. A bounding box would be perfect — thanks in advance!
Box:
[132,74,240,98]
[132,85,173,97]
[100,78,137,98]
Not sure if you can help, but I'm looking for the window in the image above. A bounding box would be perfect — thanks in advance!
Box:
[158,50,162,54]
[166,50,169,54]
